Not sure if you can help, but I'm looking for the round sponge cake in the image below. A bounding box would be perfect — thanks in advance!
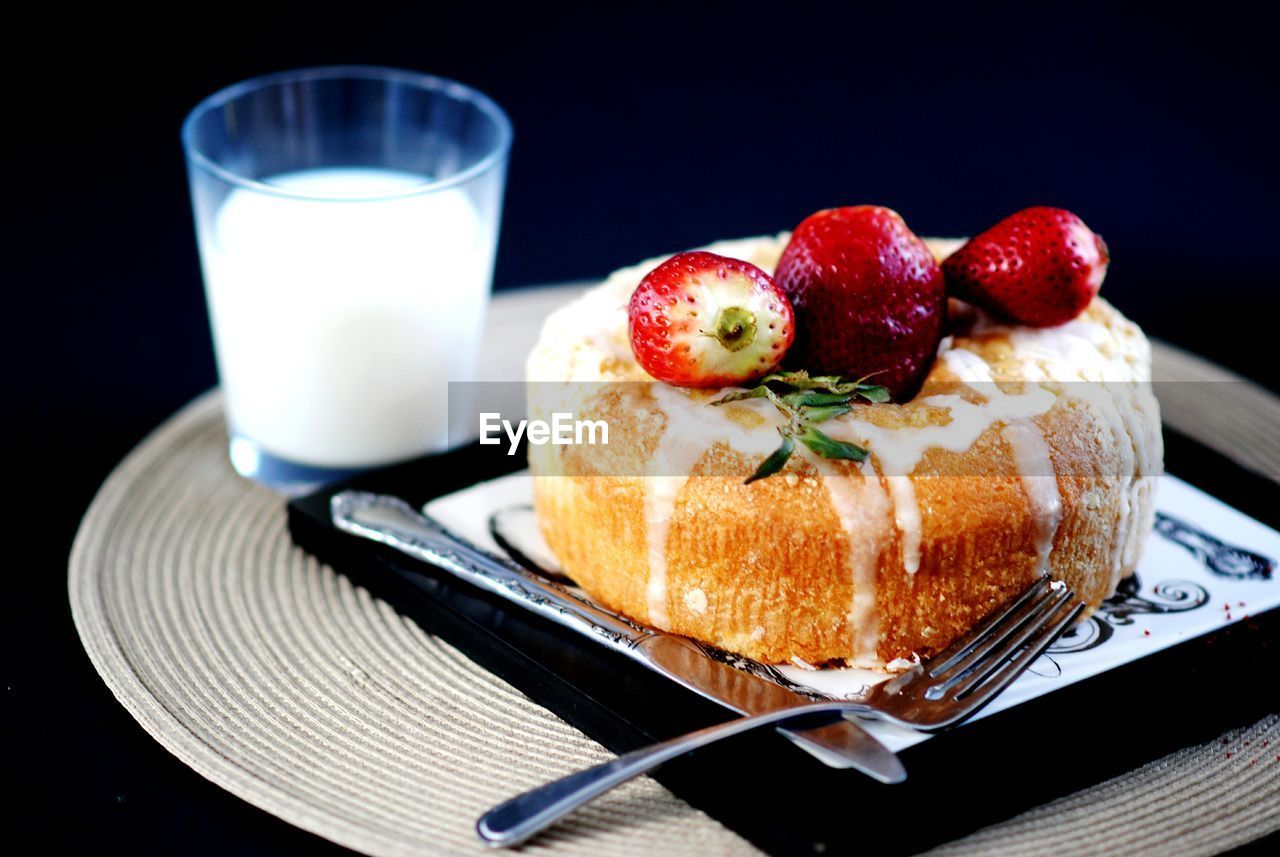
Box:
[527,235,1162,669]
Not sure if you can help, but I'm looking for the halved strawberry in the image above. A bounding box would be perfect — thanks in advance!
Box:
[942,206,1109,327]
[628,251,794,387]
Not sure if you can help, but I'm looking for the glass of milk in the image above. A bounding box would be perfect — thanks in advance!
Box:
[183,66,511,494]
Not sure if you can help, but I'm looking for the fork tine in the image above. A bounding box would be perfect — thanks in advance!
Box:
[953,587,1076,691]
[927,578,1055,680]
[932,598,1084,728]
[930,586,1075,699]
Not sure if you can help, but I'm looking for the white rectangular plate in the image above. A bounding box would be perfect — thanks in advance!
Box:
[427,474,1279,752]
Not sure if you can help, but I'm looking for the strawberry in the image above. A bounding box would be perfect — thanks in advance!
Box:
[773,206,946,401]
[628,251,794,388]
[942,206,1109,327]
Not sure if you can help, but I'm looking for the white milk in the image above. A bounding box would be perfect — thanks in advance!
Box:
[199,167,494,468]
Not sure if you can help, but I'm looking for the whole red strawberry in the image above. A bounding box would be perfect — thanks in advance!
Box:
[943,207,1109,327]
[628,251,794,387]
[773,206,945,401]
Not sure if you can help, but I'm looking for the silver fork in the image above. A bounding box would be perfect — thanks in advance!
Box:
[857,577,1083,730]
[476,577,1082,848]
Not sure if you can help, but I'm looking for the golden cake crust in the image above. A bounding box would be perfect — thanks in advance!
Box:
[527,235,1163,668]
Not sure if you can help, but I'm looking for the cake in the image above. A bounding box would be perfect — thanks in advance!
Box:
[527,215,1162,670]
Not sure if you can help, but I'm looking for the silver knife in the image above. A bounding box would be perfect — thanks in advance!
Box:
[330,490,904,783]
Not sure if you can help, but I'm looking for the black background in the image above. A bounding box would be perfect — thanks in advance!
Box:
[8,1,1278,852]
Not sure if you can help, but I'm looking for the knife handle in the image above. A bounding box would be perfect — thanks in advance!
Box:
[330,490,902,778]
[331,491,652,650]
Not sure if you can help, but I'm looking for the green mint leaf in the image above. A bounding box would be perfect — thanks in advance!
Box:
[762,370,845,391]
[798,403,853,423]
[711,387,769,405]
[758,370,811,387]
[707,367,887,481]
[744,431,795,484]
[770,372,884,397]
[797,425,868,461]
[782,390,853,408]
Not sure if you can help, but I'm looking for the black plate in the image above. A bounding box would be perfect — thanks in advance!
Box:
[287,426,1280,856]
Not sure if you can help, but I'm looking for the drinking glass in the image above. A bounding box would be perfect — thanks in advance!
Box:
[183,66,511,494]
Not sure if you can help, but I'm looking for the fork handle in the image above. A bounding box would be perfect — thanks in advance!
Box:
[476,701,856,848]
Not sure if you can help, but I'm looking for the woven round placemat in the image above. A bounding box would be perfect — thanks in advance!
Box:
[70,287,1280,856]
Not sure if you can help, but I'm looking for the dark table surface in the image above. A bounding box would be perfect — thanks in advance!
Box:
[10,2,1278,852]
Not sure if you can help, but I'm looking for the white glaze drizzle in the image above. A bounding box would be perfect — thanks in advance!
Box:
[642,469,691,629]
[988,319,1152,586]
[947,346,1064,576]
[1001,420,1063,576]
[826,349,1058,574]
[809,454,891,666]
[885,476,923,574]
[643,383,786,627]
